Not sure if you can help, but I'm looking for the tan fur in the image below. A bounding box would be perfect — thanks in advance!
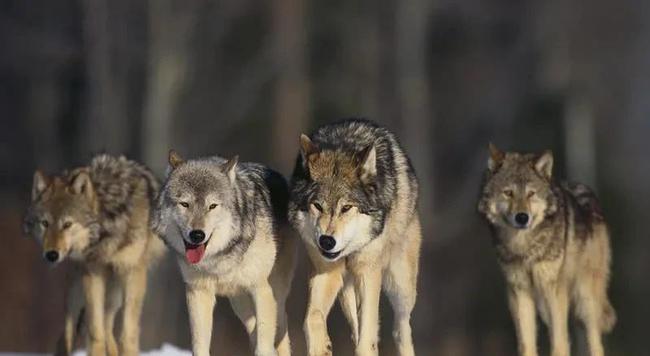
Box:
[28,166,163,356]
[297,147,421,356]
[480,145,615,356]
[179,223,298,356]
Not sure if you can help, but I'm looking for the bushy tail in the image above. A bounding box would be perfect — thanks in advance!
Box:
[601,299,617,333]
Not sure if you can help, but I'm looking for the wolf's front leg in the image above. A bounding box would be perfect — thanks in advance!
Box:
[252,281,279,356]
[541,284,570,356]
[55,273,84,356]
[354,269,382,356]
[507,288,538,356]
[82,269,107,356]
[119,266,147,356]
[186,284,216,356]
[304,270,344,356]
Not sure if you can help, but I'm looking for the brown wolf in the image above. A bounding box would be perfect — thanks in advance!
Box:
[23,155,165,356]
[288,119,421,356]
[478,144,615,356]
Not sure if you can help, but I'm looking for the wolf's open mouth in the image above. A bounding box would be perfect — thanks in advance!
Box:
[320,250,341,260]
[184,238,210,264]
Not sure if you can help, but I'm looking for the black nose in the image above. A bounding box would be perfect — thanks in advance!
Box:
[515,213,530,226]
[318,235,336,251]
[188,230,206,244]
[44,250,59,263]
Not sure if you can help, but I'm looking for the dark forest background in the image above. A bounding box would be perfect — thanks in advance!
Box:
[1,0,649,355]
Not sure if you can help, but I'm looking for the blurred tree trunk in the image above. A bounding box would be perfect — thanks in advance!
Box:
[396,0,434,232]
[395,0,437,352]
[139,0,199,348]
[80,0,128,154]
[271,0,309,175]
[141,0,198,174]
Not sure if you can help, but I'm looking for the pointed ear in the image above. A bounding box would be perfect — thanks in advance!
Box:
[535,150,554,179]
[168,150,184,169]
[31,170,50,201]
[358,144,377,183]
[300,134,321,161]
[70,172,95,200]
[488,143,505,172]
[222,155,238,183]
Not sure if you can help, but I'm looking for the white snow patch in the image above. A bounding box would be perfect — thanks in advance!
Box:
[0,343,191,356]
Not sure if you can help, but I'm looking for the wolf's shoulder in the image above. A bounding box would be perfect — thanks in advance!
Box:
[560,181,605,223]
[310,118,396,149]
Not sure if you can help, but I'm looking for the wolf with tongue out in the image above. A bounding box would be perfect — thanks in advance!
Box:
[151,150,298,356]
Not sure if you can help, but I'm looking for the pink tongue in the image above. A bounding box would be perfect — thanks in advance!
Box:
[185,244,206,264]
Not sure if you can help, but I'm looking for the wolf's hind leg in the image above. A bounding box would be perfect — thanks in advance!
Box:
[384,219,420,356]
[304,269,344,356]
[119,266,146,356]
[575,280,610,356]
[55,273,84,356]
[339,277,359,346]
[104,275,123,356]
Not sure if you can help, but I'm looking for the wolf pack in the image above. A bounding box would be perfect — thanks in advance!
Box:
[23,118,615,356]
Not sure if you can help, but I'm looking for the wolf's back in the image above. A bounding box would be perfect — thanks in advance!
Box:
[85,154,160,218]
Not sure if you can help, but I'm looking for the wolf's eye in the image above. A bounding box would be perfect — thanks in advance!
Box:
[41,220,49,228]
[179,202,189,208]
[340,205,353,213]
[62,221,72,229]
[208,203,217,210]
[312,202,323,212]
[503,189,514,197]
[527,191,536,198]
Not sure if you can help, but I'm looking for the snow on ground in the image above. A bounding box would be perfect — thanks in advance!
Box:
[0,343,191,356]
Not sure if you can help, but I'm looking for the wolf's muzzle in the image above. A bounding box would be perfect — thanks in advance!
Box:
[318,235,336,251]
[189,229,206,244]
[44,250,60,263]
[514,212,530,228]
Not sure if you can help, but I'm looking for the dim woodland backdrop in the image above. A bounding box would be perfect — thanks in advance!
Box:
[1,0,649,355]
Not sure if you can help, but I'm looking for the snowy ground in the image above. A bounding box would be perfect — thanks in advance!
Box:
[0,343,191,356]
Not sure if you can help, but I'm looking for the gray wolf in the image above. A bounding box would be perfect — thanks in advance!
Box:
[23,154,165,356]
[288,118,421,356]
[478,144,616,356]
[151,150,297,356]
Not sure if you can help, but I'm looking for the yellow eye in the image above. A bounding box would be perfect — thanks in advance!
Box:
[527,191,536,198]
[341,205,353,213]
[503,189,514,197]
[62,221,72,229]
[312,202,323,212]
[179,202,189,208]
[41,220,49,228]
[208,203,217,210]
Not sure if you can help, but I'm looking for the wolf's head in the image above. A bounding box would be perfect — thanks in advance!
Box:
[293,134,384,261]
[24,170,101,264]
[478,144,558,231]
[151,150,239,265]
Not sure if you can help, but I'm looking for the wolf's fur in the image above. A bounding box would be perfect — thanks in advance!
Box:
[23,154,164,356]
[151,151,297,356]
[478,144,615,356]
[288,119,421,356]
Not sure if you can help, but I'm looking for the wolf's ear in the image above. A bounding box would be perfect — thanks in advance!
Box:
[299,134,321,169]
[32,170,50,201]
[222,155,238,183]
[535,150,554,179]
[358,144,377,183]
[168,150,184,170]
[488,143,505,172]
[70,172,95,200]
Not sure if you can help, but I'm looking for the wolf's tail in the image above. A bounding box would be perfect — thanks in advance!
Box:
[601,299,617,333]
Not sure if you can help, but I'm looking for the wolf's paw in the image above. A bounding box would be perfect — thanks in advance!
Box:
[255,349,279,356]
[308,342,333,356]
